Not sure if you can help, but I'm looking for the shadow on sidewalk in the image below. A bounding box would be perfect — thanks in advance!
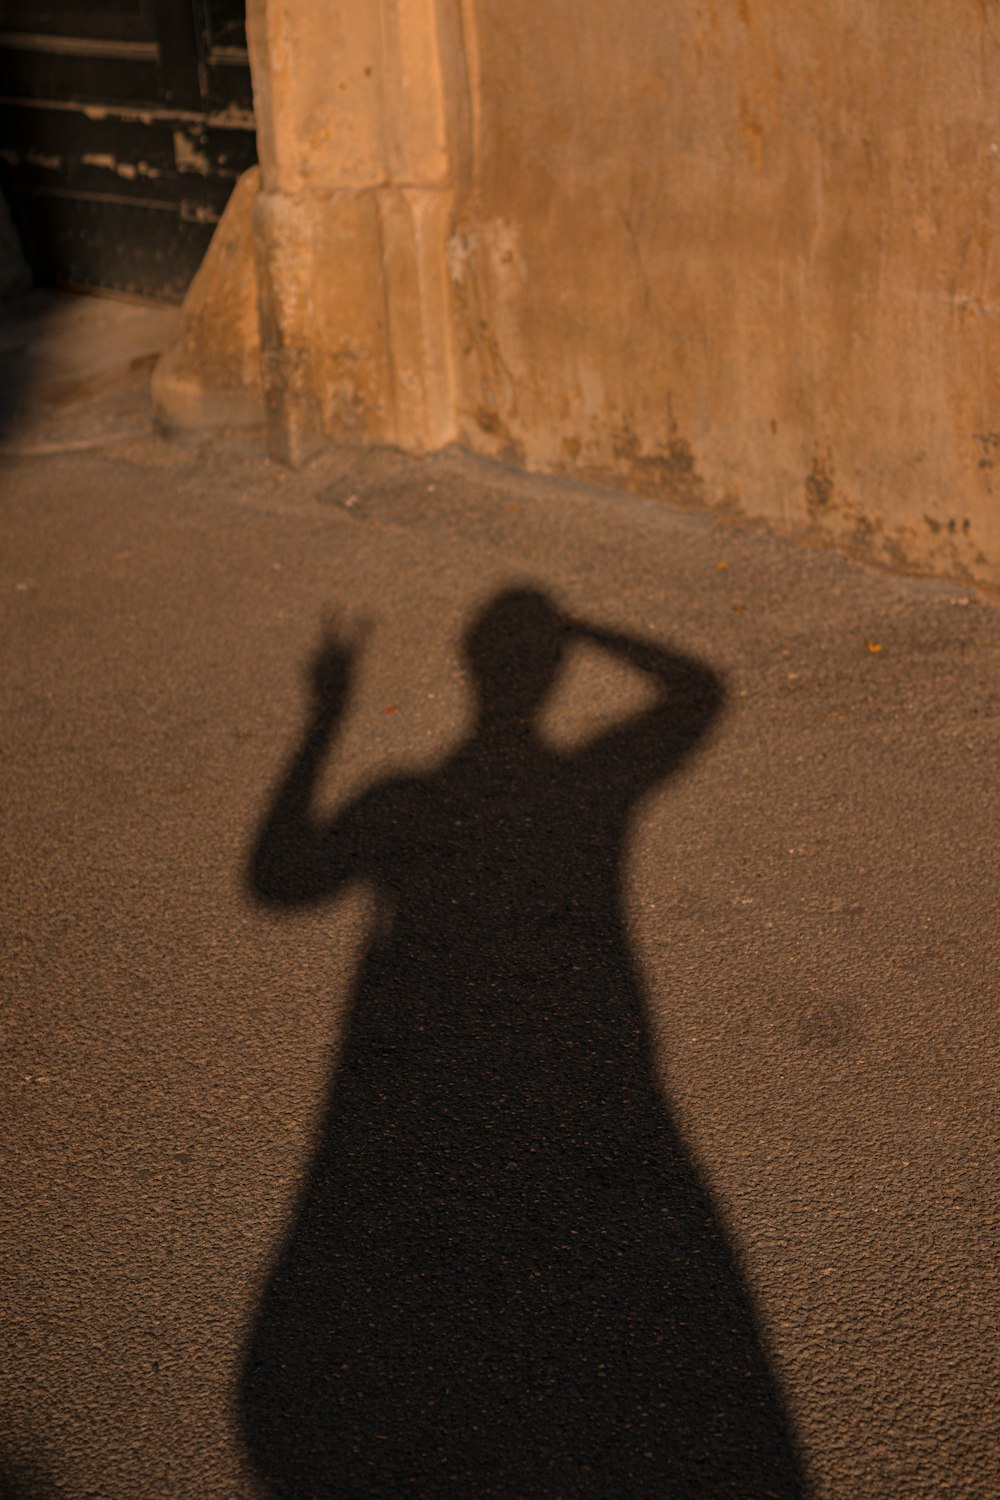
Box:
[0,289,174,454]
[240,587,808,1498]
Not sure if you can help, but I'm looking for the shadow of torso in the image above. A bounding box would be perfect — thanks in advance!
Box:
[242,600,806,1498]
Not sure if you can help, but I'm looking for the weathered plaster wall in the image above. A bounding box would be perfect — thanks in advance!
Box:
[448,0,1000,583]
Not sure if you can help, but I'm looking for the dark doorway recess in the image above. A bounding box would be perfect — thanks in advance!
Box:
[242,590,809,1499]
[0,0,256,301]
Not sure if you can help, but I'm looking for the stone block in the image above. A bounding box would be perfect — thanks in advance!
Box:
[151,167,264,432]
[252,187,393,463]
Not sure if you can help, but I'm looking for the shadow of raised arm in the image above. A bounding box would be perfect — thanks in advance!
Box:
[250,626,367,908]
[574,622,725,790]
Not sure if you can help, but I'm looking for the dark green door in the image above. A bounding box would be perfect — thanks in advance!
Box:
[0,0,257,301]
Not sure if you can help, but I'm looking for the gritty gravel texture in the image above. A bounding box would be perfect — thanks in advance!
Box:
[1,426,998,1499]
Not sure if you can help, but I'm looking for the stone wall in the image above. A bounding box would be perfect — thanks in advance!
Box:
[156,0,1000,586]
[449,0,1000,584]
[242,0,466,462]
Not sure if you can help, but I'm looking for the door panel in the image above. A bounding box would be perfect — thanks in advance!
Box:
[0,0,256,301]
[0,2,153,45]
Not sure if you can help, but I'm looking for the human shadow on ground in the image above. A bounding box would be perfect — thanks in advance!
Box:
[0,1449,51,1500]
[241,588,808,1498]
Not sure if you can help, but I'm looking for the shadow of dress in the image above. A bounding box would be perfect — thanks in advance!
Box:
[241,591,807,1499]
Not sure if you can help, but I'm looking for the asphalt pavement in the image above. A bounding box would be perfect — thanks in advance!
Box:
[1,296,997,1498]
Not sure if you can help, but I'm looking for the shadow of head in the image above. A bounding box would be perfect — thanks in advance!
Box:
[464,587,569,723]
